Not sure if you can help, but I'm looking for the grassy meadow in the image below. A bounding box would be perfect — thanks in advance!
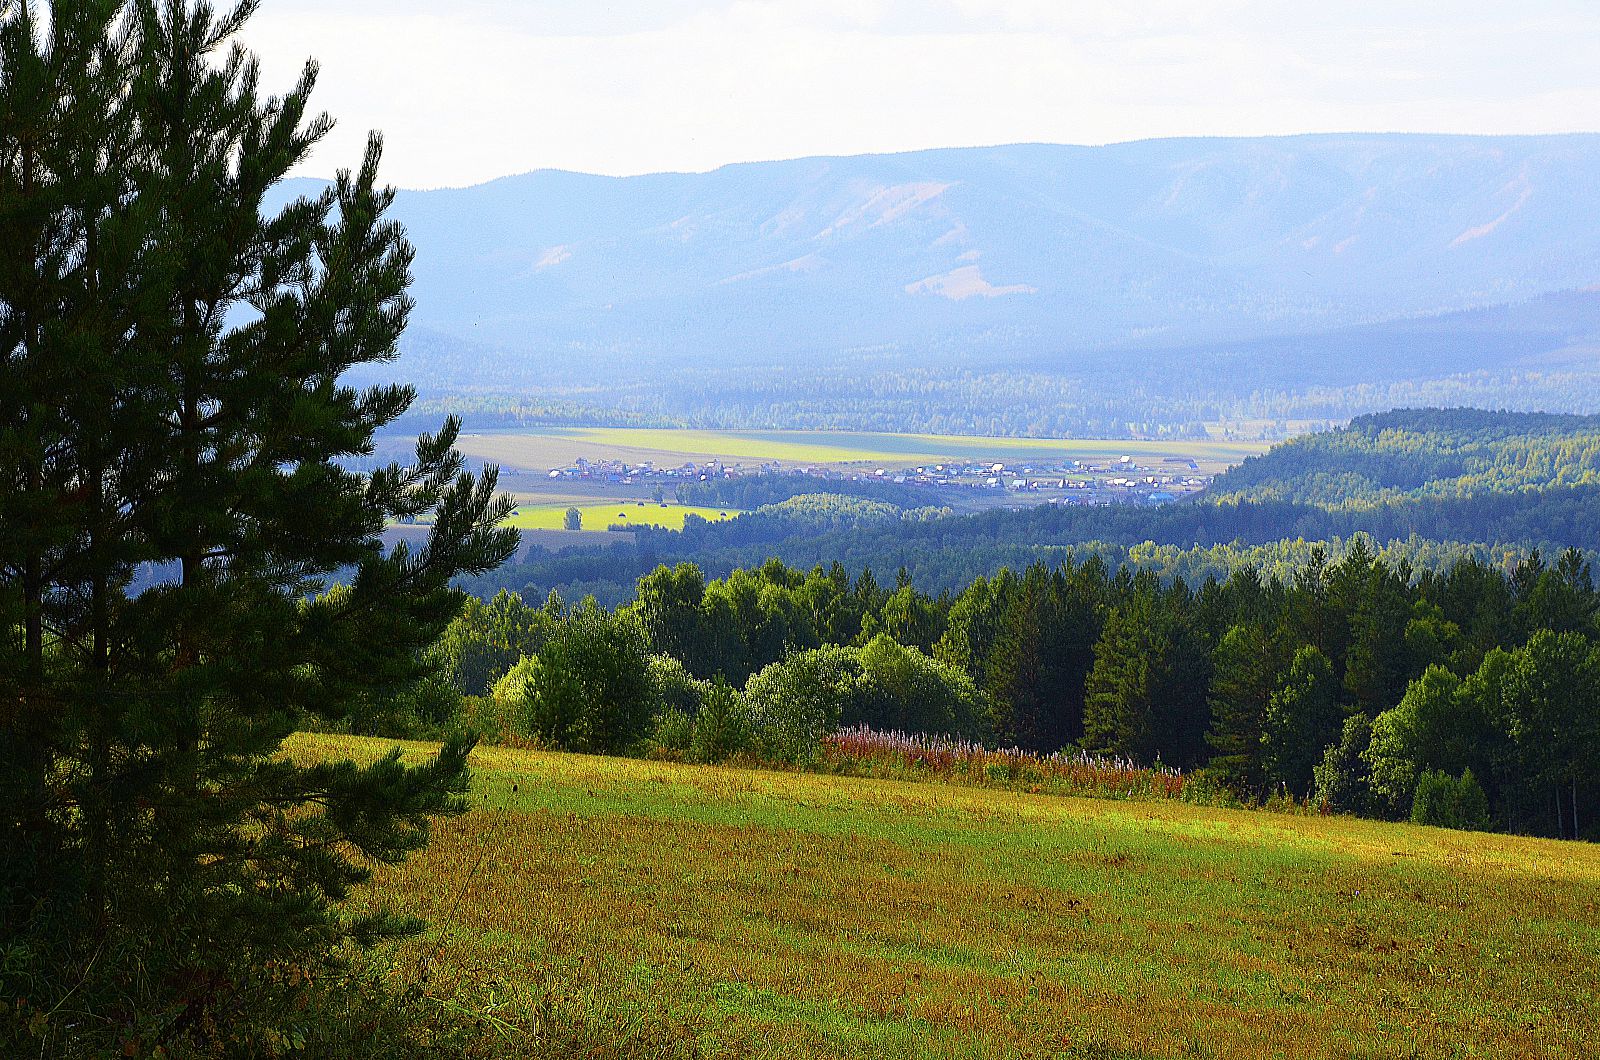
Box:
[294,734,1600,1059]
[504,502,742,532]
[452,428,1268,476]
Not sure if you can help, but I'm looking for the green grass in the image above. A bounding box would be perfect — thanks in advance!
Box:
[502,502,742,532]
[291,734,1600,1059]
[453,428,1267,476]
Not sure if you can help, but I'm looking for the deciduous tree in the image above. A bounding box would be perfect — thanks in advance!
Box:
[1260,645,1340,796]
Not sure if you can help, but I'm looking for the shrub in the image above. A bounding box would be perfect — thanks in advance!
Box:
[1178,768,1245,809]
[493,608,654,753]
[397,671,466,729]
[460,694,520,745]
[851,634,986,738]
[651,708,696,754]
[819,726,1188,799]
[1411,769,1492,830]
[490,655,539,703]
[744,646,861,763]
[309,670,466,740]
[648,654,711,718]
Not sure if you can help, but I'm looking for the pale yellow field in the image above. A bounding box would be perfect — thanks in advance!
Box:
[504,502,740,531]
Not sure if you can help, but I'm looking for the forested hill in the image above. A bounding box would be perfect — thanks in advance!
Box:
[460,409,1600,604]
[1208,408,1600,508]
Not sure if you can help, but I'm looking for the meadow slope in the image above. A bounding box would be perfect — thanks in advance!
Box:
[293,735,1600,1059]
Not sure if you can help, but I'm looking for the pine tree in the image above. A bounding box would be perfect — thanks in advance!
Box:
[1331,538,1413,716]
[1,3,516,1052]
[1206,623,1288,792]
[1514,547,1598,637]
[1082,583,1211,768]
[983,563,1100,752]
[1,0,143,982]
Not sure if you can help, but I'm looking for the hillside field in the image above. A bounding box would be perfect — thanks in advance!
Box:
[451,428,1267,476]
[293,735,1600,1059]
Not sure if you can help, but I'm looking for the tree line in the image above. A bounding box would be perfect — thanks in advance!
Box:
[421,541,1600,839]
[458,484,1600,607]
[1210,408,1600,508]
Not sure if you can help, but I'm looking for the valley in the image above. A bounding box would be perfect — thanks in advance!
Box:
[422,428,1268,528]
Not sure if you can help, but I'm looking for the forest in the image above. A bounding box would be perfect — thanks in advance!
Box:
[388,538,1600,840]
[1210,408,1600,506]
[392,411,1600,845]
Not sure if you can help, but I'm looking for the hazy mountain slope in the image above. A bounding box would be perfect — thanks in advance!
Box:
[289,134,1600,375]
[1128,289,1600,391]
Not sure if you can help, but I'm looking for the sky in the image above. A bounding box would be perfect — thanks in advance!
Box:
[239,0,1600,189]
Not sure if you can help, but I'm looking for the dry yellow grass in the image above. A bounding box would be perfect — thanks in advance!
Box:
[290,735,1600,1059]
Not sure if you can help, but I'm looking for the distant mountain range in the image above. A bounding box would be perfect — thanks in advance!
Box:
[279,133,1600,426]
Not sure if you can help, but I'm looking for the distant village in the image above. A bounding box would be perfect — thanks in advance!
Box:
[545,453,1212,506]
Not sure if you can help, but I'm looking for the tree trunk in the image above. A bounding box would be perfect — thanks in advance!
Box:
[85,211,113,929]
[23,476,41,675]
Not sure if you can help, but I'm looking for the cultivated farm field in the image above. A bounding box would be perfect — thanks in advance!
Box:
[294,735,1600,1060]
[503,502,742,532]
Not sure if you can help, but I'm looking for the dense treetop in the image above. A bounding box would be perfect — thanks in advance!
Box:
[427,537,1600,841]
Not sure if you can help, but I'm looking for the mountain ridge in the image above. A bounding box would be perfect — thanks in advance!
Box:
[279,133,1600,427]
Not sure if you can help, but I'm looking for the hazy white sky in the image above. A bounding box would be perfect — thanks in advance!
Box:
[239,0,1600,189]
